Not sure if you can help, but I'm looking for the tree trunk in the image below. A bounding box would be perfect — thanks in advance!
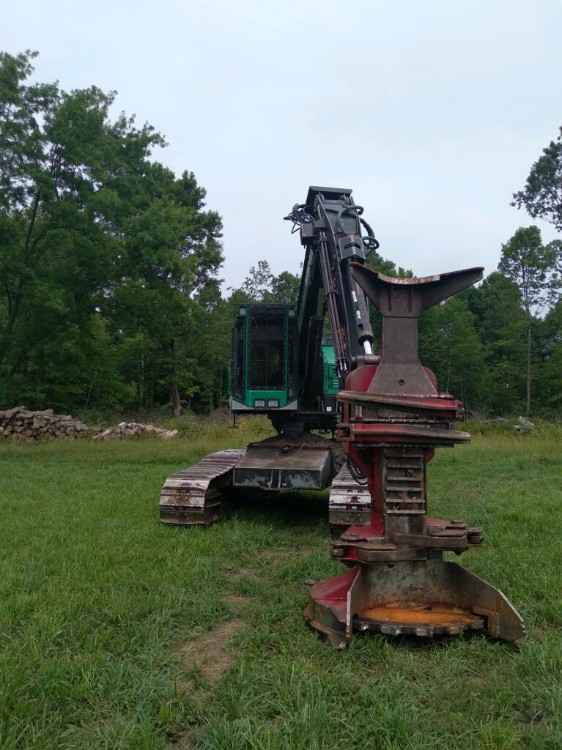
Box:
[526,321,532,416]
[169,382,182,417]
[168,339,182,416]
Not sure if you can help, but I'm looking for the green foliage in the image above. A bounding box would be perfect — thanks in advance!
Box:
[464,273,527,415]
[0,50,223,413]
[513,126,562,232]
[237,260,300,305]
[367,249,413,279]
[271,270,301,305]
[498,226,558,315]
[420,297,485,411]
[498,227,559,415]
[535,300,562,413]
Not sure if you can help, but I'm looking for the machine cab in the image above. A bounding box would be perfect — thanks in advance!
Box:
[230,304,298,414]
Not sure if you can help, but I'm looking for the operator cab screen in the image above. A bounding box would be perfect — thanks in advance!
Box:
[249,312,285,389]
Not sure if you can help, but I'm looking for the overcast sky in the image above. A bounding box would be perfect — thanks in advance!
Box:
[4,0,561,287]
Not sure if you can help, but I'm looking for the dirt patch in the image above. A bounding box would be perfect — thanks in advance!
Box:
[531,625,554,642]
[176,619,243,686]
[167,730,193,749]
[222,593,252,607]
[224,565,260,582]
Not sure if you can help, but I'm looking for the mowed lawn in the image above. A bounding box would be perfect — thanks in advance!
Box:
[0,420,561,750]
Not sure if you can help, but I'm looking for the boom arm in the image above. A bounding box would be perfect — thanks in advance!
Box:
[285,186,379,409]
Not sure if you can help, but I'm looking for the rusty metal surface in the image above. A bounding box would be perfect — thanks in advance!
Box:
[306,560,525,643]
[358,605,484,631]
[351,264,483,398]
[159,448,245,526]
[341,422,471,445]
[338,391,461,411]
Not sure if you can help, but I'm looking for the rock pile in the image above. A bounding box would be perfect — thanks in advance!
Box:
[515,416,535,433]
[0,408,179,441]
[0,407,89,439]
[93,422,178,440]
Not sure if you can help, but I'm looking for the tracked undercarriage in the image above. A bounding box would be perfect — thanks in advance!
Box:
[160,449,246,526]
[159,437,373,531]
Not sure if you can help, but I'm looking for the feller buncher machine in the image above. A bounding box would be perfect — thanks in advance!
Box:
[160,186,524,648]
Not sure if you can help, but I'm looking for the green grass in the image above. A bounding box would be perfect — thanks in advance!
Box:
[0,421,561,749]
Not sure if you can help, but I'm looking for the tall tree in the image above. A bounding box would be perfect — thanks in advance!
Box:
[513,126,562,231]
[498,226,557,415]
[239,260,274,301]
[270,270,300,305]
[535,299,562,413]
[0,50,223,412]
[0,51,151,405]
[463,273,527,414]
[236,261,300,304]
[420,297,485,412]
[110,166,223,414]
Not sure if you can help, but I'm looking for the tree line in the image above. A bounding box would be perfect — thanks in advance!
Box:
[0,51,560,417]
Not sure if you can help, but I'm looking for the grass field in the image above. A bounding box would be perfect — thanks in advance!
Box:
[0,418,561,749]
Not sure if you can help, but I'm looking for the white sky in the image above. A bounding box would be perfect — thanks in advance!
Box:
[3,0,561,287]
